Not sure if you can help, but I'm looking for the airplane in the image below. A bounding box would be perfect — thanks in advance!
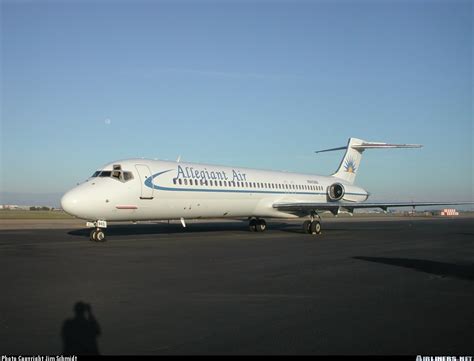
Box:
[60,137,472,242]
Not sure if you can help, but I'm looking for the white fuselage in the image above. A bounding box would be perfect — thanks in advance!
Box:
[61,158,369,221]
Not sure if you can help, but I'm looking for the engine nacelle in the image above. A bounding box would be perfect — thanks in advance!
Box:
[327,182,345,201]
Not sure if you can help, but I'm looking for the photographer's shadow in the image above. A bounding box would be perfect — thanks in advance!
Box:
[61,301,101,355]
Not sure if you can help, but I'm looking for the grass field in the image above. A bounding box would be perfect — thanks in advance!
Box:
[0,210,74,219]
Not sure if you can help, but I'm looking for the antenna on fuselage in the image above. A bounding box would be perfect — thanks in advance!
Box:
[176,155,181,163]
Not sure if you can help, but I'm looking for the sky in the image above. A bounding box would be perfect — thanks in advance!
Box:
[1,0,472,205]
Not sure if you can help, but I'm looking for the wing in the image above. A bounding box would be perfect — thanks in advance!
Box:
[273,201,473,215]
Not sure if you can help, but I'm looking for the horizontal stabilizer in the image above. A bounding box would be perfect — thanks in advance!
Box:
[315,141,422,153]
[352,142,422,150]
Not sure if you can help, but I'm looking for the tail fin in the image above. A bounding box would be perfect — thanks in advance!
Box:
[315,138,422,184]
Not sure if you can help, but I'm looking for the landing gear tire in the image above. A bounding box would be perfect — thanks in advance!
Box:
[90,228,106,242]
[249,219,257,232]
[303,220,311,234]
[309,221,322,235]
[303,220,322,235]
[256,219,267,232]
[95,229,106,242]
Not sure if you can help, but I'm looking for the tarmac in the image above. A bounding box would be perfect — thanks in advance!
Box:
[1,216,473,355]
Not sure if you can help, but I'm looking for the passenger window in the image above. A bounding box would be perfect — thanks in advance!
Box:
[173,178,177,185]
[184,179,188,185]
[190,179,193,185]
[178,179,182,185]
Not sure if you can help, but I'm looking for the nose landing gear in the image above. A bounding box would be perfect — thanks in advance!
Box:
[86,220,108,242]
[90,228,106,242]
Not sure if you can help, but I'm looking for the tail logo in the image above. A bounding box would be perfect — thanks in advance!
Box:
[344,157,357,173]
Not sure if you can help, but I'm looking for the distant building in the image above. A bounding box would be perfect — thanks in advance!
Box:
[440,208,459,216]
[1,204,19,210]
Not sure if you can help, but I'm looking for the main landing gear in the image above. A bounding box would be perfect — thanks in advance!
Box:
[248,215,322,235]
[302,213,322,235]
[249,218,267,232]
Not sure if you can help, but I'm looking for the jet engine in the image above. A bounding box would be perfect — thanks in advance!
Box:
[327,182,345,201]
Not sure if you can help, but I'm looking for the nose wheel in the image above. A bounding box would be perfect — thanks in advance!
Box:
[90,228,106,242]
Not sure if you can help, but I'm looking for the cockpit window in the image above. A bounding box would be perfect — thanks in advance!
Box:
[123,171,134,181]
[91,169,134,182]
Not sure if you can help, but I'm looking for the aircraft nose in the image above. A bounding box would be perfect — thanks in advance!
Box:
[61,189,81,217]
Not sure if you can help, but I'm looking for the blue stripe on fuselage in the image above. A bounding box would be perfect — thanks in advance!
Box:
[144,169,367,197]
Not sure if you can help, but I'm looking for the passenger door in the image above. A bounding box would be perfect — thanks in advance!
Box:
[135,164,154,199]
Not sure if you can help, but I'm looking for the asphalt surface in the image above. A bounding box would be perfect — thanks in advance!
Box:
[1,217,473,355]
